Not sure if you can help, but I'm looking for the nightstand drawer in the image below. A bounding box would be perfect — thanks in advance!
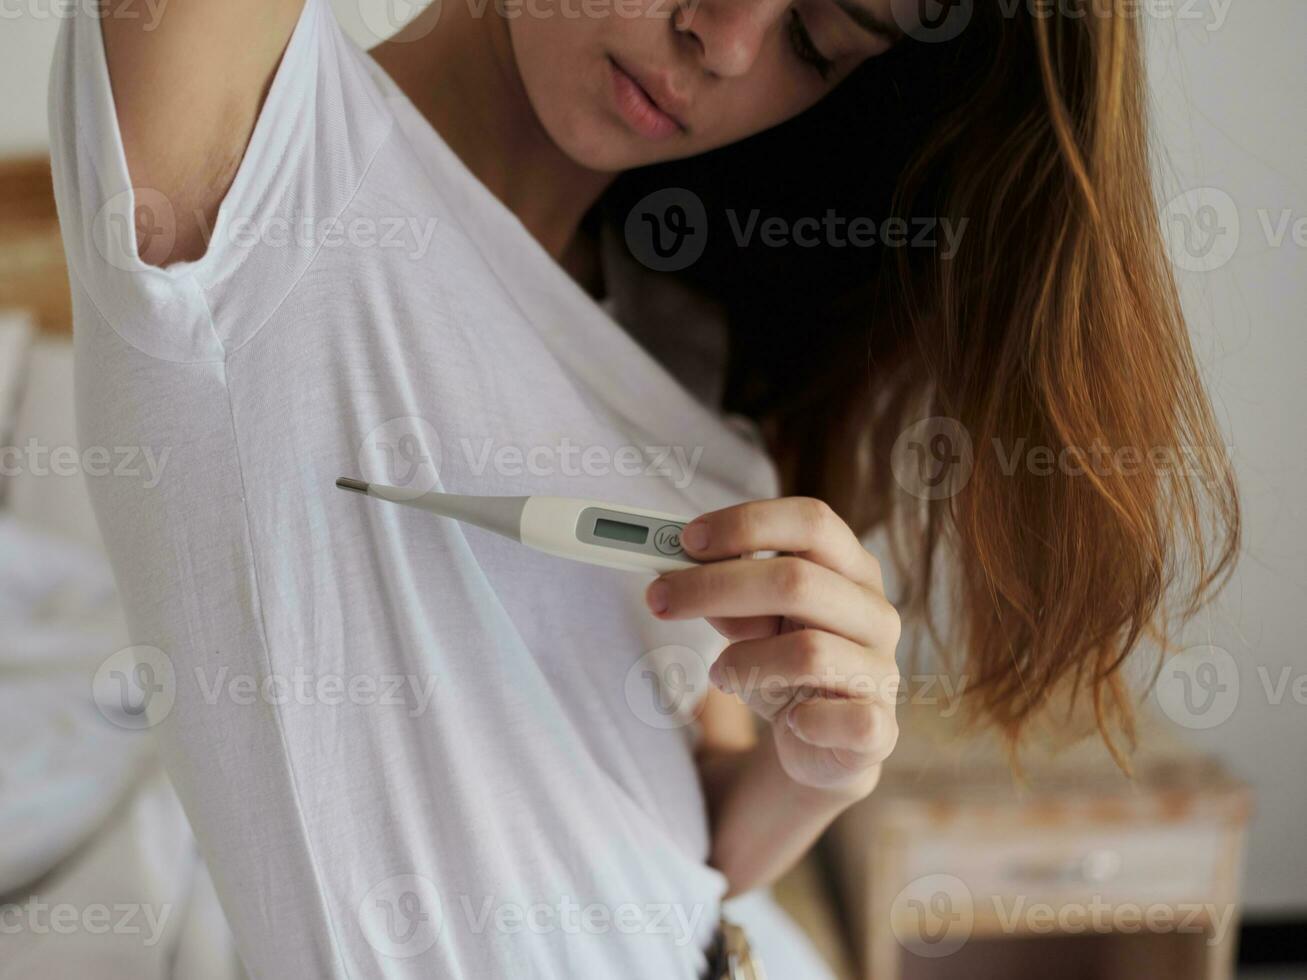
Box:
[900,822,1226,909]
[825,702,1252,979]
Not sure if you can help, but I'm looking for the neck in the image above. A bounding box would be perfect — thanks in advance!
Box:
[370,4,615,262]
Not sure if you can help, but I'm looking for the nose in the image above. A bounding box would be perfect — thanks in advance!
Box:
[675,0,787,79]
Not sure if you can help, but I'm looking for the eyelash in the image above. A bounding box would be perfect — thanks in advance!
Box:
[788,8,836,81]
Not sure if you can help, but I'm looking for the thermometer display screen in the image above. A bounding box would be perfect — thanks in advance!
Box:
[593,518,649,546]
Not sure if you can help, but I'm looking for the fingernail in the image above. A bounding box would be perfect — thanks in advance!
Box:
[646,579,669,614]
[681,521,709,552]
[787,707,802,736]
[708,660,732,692]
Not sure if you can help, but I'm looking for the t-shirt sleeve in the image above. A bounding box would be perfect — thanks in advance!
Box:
[46,0,393,362]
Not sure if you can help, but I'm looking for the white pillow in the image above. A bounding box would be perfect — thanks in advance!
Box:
[7,336,107,554]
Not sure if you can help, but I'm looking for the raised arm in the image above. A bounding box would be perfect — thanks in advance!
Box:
[98,0,307,264]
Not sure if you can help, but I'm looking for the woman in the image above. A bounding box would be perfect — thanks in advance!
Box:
[48,1,1237,978]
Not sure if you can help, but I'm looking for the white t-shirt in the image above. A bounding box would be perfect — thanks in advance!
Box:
[48,0,833,976]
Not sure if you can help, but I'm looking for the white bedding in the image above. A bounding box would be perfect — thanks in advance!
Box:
[0,513,244,980]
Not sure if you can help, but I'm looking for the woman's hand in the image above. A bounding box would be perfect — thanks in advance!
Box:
[645,498,901,800]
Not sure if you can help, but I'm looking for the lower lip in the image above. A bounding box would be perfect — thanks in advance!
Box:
[608,58,682,141]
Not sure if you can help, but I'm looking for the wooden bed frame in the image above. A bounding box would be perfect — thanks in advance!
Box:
[0,156,71,335]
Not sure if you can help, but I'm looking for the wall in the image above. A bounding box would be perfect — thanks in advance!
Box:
[1144,0,1307,914]
[1,5,62,156]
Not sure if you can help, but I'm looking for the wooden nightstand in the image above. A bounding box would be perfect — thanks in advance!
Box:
[825,700,1251,980]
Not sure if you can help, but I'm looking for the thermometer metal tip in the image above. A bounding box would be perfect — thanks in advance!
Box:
[335,476,528,543]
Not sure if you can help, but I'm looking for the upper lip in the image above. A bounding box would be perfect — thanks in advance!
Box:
[612,57,691,131]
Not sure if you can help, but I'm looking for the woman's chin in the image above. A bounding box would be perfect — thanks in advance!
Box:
[545,111,689,175]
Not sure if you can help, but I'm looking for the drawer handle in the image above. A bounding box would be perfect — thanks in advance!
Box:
[1002,849,1123,886]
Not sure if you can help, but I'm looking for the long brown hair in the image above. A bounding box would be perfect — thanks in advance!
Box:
[609,0,1240,762]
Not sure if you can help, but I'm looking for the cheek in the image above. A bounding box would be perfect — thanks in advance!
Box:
[509,15,594,105]
[507,16,643,170]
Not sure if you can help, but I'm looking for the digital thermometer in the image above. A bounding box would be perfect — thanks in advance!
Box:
[336,477,699,574]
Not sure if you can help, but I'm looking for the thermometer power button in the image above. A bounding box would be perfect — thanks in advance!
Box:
[653,524,684,556]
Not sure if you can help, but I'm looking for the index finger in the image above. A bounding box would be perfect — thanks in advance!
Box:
[681,497,884,594]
